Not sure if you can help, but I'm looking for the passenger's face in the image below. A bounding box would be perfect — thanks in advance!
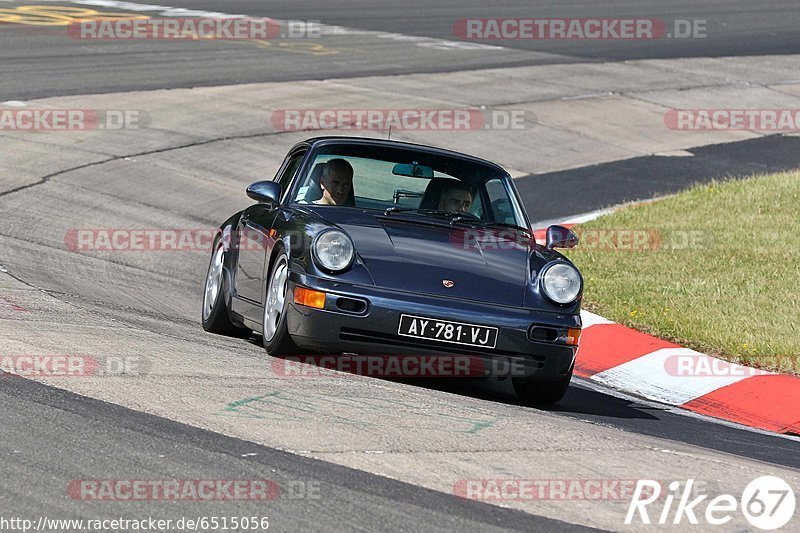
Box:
[321,170,353,205]
[439,188,472,213]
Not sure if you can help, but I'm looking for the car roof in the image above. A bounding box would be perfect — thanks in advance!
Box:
[294,136,508,174]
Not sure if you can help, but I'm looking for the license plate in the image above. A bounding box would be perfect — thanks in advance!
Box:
[397,314,498,349]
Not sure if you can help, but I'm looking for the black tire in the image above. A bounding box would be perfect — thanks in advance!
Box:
[201,235,251,338]
[262,254,297,355]
[512,364,574,405]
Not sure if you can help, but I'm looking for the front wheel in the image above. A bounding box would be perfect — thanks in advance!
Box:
[262,254,297,355]
[202,235,251,337]
[512,364,574,404]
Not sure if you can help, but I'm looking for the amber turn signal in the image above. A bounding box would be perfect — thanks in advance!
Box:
[294,287,326,309]
[566,328,582,346]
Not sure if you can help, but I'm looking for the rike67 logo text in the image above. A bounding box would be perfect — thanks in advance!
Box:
[627,477,795,530]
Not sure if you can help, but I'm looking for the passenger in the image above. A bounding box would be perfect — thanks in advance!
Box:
[315,159,354,206]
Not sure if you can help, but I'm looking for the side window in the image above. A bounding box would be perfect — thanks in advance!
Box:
[469,188,484,219]
[275,151,306,199]
[485,178,515,224]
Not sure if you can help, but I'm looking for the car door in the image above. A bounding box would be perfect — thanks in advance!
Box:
[234,149,306,319]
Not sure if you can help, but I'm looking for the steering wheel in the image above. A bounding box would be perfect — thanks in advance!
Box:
[491,199,513,221]
[446,210,480,220]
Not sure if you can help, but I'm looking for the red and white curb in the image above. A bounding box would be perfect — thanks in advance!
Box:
[575,311,800,436]
[532,213,800,436]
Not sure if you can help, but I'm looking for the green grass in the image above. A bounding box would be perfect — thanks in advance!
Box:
[565,171,800,373]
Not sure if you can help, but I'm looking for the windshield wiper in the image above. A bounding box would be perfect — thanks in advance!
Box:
[383,207,459,217]
[482,221,532,234]
[449,218,532,234]
[383,206,417,215]
[381,208,529,234]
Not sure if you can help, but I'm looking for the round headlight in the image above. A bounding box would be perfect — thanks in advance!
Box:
[541,262,582,304]
[313,230,354,272]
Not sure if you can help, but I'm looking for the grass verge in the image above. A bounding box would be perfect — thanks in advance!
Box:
[565,170,799,374]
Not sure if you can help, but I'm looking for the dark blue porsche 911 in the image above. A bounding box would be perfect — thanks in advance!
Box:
[202,136,583,403]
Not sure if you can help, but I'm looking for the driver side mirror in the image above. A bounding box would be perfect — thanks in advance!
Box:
[246,181,282,206]
[546,225,579,249]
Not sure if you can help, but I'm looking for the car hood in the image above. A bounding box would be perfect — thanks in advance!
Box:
[319,209,532,306]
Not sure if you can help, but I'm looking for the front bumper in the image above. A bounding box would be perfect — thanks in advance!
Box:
[285,272,580,379]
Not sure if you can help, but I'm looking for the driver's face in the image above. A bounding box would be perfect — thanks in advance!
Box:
[321,170,353,205]
[439,188,472,213]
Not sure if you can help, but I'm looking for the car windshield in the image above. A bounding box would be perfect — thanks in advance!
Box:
[290,144,528,227]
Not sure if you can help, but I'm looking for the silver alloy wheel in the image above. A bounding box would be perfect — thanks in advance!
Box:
[203,244,224,320]
[263,257,288,342]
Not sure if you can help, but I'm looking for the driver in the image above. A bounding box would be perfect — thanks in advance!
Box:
[315,159,354,206]
[438,182,473,213]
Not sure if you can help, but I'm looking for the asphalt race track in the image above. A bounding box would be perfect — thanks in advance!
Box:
[1,1,799,531]
[1,375,594,532]
[3,0,800,98]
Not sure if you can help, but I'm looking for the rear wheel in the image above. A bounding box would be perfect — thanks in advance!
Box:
[512,364,574,404]
[202,235,251,337]
[262,254,297,355]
